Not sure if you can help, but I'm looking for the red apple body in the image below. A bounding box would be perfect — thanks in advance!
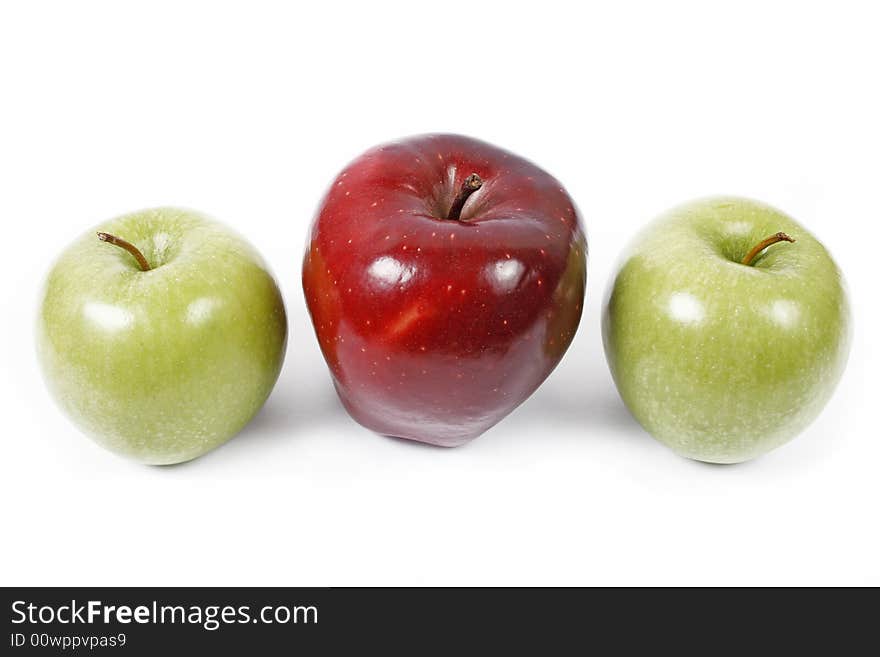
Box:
[303,134,586,446]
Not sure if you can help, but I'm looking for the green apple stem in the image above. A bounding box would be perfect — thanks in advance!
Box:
[446,173,483,221]
[97,232,152,271]
[741,232,795,266]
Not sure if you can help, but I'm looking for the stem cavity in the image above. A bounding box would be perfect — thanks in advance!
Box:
[97,232,152,271]
[741,232,795,266]
[446,173,483,221]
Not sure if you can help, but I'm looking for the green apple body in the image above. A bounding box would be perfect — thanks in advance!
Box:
[602,197,850,463]
[37,208,287,465]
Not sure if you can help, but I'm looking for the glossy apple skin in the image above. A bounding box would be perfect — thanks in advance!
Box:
[303,134,586,446]
[602,197,850,463]
[37,208,287,464]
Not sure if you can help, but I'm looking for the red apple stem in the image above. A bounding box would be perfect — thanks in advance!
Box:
[446,173,483,221]
[741,232,795,266]
[97,232,152,271]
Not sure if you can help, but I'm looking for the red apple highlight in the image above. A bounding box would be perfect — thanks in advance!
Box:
[303,134,586,445]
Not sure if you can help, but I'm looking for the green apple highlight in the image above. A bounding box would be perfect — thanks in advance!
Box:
[602,197,850,463]
[37,208,287,464]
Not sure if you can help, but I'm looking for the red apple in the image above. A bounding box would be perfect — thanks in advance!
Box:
[303,134,586,446]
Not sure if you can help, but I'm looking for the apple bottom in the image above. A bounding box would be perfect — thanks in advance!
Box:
[332,386,478,447]
[38,345,284,465]
[608,324,851,465]
[326,329,559,447]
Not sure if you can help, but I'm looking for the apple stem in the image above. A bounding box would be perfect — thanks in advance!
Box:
[446,173,483,221]
[741,232,795,266]
[97,232,152,271]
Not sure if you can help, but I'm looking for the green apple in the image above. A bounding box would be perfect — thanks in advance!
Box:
[602,197,850,463]
[37,208,287,465]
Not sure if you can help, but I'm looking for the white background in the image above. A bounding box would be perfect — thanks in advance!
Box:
[1,1,877,586]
